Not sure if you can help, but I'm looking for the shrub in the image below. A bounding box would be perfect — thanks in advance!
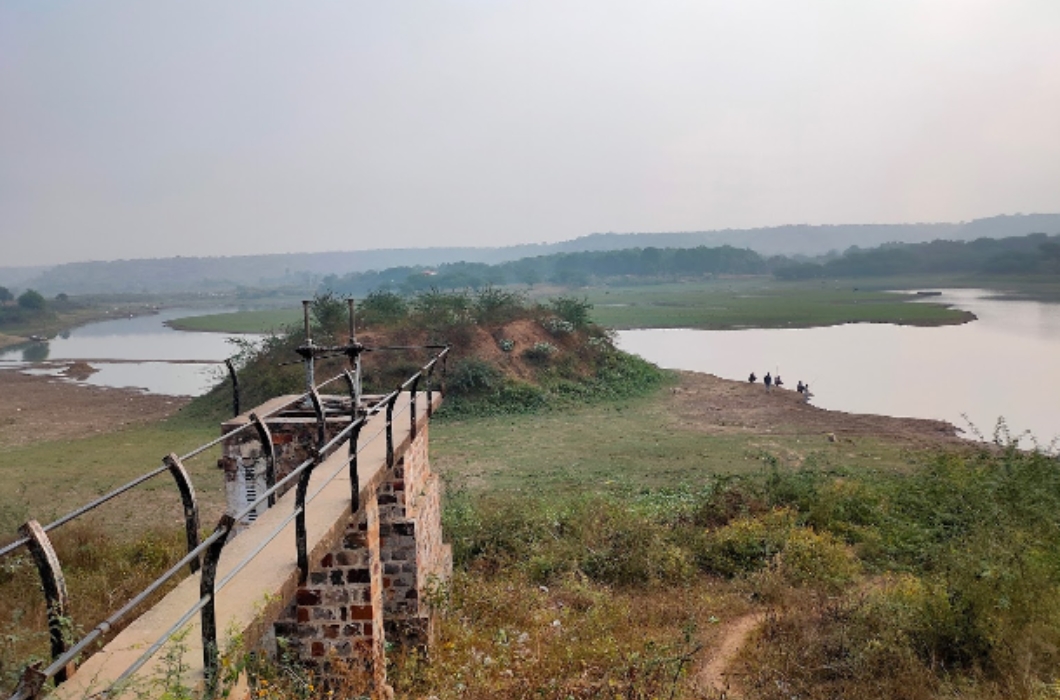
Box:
[447,359,502,396]
[522,342,557,364]
[359,289,408,326]
[775,527,859,591]
[695,508,796,578]
[474,286,526,326]
[548,296,593,329]
[413,288,472,325]
[542,317,574,336]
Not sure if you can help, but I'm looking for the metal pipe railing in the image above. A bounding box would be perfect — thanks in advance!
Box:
[4,341,449,700]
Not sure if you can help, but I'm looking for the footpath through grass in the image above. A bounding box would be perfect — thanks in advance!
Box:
[419,384,1060,700]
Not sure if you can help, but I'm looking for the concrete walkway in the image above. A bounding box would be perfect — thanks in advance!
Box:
[52,392,431,699]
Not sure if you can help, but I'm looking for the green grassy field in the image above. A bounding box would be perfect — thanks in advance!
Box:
[166,278,979,334]
[430,383,918,497]
[0,415,222,537]
[585,279,974,329]
[166,308,302,334]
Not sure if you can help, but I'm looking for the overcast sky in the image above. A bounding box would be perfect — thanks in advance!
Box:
[2,1,1059,267]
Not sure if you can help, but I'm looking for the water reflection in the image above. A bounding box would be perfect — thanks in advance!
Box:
[21,343,49,363]
[0,308,261,396]
[617,290,1060,449]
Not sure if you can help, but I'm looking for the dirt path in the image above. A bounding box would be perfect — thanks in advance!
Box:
[698,613,767,698]
[0,367,189,448]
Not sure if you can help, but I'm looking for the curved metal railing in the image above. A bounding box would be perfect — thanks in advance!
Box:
[4,344,450,700]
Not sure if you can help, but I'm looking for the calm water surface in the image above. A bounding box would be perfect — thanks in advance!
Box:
[0,308,259,396]
[617,290,1060,448]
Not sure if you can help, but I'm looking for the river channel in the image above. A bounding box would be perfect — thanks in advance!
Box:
[617,289,1060,449]
[1,291,1057,447]
[0,308,258,396]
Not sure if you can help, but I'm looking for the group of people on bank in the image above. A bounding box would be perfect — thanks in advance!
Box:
[747,371,811,398]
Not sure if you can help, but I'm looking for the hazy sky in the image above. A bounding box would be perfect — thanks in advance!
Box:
[2,1,1059,267]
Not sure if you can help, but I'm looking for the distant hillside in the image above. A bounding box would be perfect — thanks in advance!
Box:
[566,213,1060,257]
[5,213,1057,295]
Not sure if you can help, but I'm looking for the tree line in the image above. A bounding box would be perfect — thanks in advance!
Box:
[774,233,1060,280]
[318,232,1060,296]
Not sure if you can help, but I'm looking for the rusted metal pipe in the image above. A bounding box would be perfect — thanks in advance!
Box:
[301,299,315,393]
[225,358,240,417]
[18,520,72,684]
[385,389,400,468]
[348,421,364,512]
[410,374,422,439]
[294,449,323,585]
[199,515,234,694]
[249,413,277,507]
[307,387,326,450]
[163,454,201,574]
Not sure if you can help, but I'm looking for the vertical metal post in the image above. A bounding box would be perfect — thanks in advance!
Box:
[347,298,356,347]
[19,520,73,684]
[348,421,364,512]
[295,451,323,585]
[442,350,449,395]
[343,369,357,418]
[426,362,434,418]
[199,516,234,695]
[225,359,240,418]
[163,454,201,574]
[307,387,327,450]
[302,300,315,393]
[250,413,276,507]
[386,390,400,468]
[410,374,422,439]
[346,298,363,416]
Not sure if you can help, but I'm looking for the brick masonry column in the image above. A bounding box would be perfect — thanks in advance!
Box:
[378,424,452,648]
[276,483,389,697]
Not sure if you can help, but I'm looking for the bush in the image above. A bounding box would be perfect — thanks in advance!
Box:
[447,359,502,396]
[548,296,593,329]
[17,289,45,312]
[522,342,557,364]
[474,286,526,326]
[359,290,408,327]
[542,317,574,336]
[695,508,795,578]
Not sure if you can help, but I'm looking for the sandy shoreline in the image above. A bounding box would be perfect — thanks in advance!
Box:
[0,364,963,451]
[0,366,191,448]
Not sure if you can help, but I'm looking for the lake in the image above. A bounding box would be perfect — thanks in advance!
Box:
[0,308,259,396]
[617,289,1060,450]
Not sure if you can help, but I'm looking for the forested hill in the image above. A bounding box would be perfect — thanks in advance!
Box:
[317,232,1059,294]
[3,213,1058,295]
[569,213,1060,256]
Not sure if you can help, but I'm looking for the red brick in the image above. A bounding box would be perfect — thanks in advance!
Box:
[350,605,374,620]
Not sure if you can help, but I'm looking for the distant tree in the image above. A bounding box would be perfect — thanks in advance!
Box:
[1040,241,1060,261]
[17,289,46,311]
[517,267,541,287]
[310,290,347,339]
[548,296,593,330]
[0,286,12,303]
[359,290,409,327]
[55,292,69,302]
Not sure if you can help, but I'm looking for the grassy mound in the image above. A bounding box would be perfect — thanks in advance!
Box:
[185,289,665,420]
